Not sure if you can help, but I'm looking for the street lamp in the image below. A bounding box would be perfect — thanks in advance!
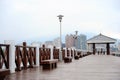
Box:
[57,15,64,61]
[73,31,78,49]
[73,31,78,56]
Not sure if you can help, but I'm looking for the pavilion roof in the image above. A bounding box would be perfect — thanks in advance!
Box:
[87,33,116,44]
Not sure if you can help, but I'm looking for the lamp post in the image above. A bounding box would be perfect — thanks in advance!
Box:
[57,15,64,61]
[74,31,78,49]
[73,31,78,55]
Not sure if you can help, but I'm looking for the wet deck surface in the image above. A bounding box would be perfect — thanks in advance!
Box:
[6,55,120,80]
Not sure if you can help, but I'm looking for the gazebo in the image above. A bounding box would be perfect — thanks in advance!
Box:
[87,33,116,55]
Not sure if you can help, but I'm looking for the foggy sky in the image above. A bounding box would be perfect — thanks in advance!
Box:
[0,0,120,43]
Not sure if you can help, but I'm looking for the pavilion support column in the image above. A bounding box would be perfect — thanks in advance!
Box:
[87,43,90,52]
[106,43,110,55]
[93,43,95,55]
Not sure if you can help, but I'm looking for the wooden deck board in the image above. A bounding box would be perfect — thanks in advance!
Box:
[6,55,120,80]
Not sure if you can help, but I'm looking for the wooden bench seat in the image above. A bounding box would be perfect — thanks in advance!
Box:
[64,57,72,63]
[74,55,79,60]
[0,69,10,80]
[41,59,58,70]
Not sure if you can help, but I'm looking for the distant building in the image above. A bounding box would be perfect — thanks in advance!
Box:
[65,34,87,50]
[65,34,75,48]
[75,34,87,50]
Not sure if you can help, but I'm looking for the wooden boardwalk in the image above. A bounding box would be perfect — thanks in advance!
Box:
[6,55,120,80]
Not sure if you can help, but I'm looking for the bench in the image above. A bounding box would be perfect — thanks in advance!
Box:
[64,57,72,63]
[74,55,79,60]
[0,69,10,80]
[41,59,58,70]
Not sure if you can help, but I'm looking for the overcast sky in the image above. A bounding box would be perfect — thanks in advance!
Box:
[0,0,120,43]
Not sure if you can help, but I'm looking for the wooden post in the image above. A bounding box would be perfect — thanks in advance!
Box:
[93,43,95,55]
[62,49,65,59]
[53,46,55,59]
[67,48,69,57]
[15,46,21,71]
[23,42,27,69]
[106,43,110,55]
[29,48,33,68]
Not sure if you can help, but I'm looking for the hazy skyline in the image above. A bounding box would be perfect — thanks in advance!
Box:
[0,0,120,43]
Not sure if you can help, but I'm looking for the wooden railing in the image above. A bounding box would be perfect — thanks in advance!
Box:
[39,45,50,65]
[0,44,9,69]
[15,45,36,71]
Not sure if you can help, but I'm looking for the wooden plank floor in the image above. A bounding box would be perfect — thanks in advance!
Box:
[6,55,120,80]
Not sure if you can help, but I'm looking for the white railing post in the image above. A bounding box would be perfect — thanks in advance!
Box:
[64,48,67,57]
[72,48,74,58]
[51,48,53,60]
[69,48,71,57]
[57,47,62,61]
[4,40,15,73]
[48,45,53,60]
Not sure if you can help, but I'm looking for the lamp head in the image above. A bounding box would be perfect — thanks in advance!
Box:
[75,31,78,35]
[57,15,64,22]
